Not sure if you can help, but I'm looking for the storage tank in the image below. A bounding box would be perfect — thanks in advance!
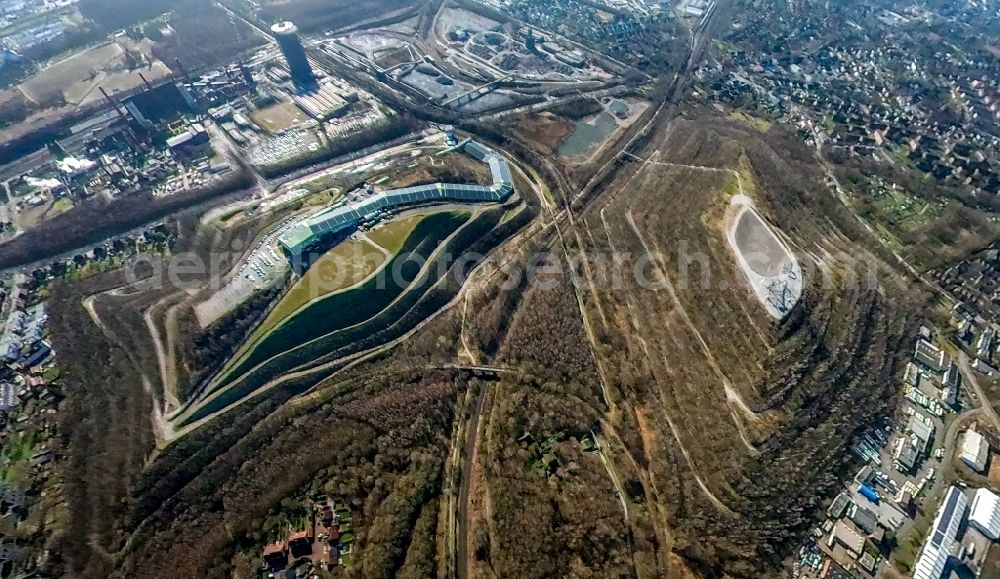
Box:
[858,484,879,504]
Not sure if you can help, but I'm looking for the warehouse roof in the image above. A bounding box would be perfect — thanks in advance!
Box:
[914,339,947,372]
[910,416,935,451]
[831,520,864,554]
[913,486,967,579]
[960,429,989,473]
[970,487,1000,540]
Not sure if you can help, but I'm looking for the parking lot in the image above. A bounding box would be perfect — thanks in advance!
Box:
[194,219,295,327]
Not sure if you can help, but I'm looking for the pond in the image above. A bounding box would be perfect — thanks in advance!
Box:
[557,111,618,157]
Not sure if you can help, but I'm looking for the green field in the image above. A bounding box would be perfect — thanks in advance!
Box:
[180,205,533,426]
[868,186,943,233]
[256,238,386,336]
[367,214,424,254]
[1,427,41,486]
[250,102,310,133]
[212,212,469,392]
[219,215,426,376]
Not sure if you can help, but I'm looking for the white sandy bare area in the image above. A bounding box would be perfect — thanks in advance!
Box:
[725,194,802,319]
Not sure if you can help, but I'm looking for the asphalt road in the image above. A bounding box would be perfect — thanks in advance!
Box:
[958,352,1000,431]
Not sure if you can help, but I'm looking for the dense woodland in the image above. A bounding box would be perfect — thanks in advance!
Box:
[150,2,265,72]
[574,115,922,575]
[47,270,157,578]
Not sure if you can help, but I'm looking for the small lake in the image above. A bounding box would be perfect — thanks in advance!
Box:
[558,111,618,157]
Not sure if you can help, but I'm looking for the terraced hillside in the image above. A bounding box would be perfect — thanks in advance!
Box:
[562,114,921,574]
[42,108,924,578]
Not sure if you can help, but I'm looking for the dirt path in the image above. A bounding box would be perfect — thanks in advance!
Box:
[723,384,762,455]
[83,290,175,448]
[635,408,733,516]
[458,290,477,365]
[357,231,390,258]
[959,353,1000,431]
[593,430,629,521]
[144,300,181,411]
[163,300,185,397]
[457,385,488,579]
[625,206,761,421]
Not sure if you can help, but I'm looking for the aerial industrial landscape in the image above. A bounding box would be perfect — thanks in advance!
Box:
[0,0,1000,578]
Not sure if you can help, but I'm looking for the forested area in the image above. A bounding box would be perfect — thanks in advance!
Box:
[476,381,634,579]
[497,251,603,401]
[151,2,265,72]
[31,80,936,579]
[48,271,157,578]
[114,368,462,578]
[472,252,640,577]
[563,113,924,576]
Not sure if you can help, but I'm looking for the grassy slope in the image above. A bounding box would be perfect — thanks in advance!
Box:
[214,212,467,388]
[257,238,386,335]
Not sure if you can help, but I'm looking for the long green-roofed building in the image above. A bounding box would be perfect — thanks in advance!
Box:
[278,140,514,263]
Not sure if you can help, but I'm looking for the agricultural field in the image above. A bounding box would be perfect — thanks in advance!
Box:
[19,39,170,107]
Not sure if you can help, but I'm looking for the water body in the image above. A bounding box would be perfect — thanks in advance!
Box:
[558,111,618,157]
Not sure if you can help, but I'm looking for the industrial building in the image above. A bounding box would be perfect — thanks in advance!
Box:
[969,488,1000,540]
[827,492,850,519]
[847,503,879,534]
[913,486,968,579]
[910,415,935,455]
[166,123,211,156]
[914,339,948,373]
[941,362,960,406]
[123,81,197,125]
[293,83,349,120]
[272,21,314,86]
[960,429,990,473]
[55,156,97,178]
[829,520,865,556]
[278,141,514,262]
